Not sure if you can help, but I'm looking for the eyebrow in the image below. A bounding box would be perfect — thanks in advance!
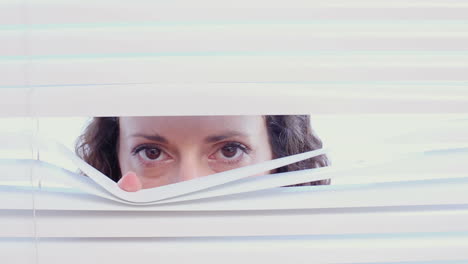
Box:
[204,131,248,143]
[129,133,169,144]
[129,131,248,144]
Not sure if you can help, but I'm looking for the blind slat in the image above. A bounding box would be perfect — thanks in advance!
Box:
[2,177,468,211]
[3,24,468,56]
[4,0,468,9]
[0,207,466,238]
[1,235,465,264]
[2,84,467,116]
[2,6,468,26]
[1,57,467,88]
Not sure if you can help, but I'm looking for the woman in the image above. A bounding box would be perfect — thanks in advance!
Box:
[75,115,330,192]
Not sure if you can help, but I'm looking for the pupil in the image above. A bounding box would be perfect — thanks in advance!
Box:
[145,148,160,159]
[222,146,237,158]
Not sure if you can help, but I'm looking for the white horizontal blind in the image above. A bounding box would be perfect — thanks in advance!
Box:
[1,0,468,116]
[1,1,468,263]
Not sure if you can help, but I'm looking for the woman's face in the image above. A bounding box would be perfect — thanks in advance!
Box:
[117,116,273,189]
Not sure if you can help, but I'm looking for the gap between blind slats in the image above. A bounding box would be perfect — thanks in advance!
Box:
[1,142,467,205]
[5,142,465,203]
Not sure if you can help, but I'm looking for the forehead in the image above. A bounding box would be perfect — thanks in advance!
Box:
[118,116,267,137]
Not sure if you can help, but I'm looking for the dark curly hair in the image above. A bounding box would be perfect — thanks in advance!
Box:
[75,116,330,186]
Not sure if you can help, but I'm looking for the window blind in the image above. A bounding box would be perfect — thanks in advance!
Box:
[1,0,468,263]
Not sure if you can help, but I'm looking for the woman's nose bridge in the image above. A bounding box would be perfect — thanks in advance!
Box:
[176,154,211,182]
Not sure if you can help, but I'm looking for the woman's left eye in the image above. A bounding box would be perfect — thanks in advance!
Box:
[212,142,250,163]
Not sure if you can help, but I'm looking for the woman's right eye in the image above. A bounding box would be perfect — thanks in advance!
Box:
[140,148,161,160]
[133,145,169,163]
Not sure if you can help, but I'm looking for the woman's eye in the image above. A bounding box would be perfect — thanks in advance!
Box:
[213,142,250,163]
[220,145,242,159]
[142,148,161,160]
[133,146,167,162]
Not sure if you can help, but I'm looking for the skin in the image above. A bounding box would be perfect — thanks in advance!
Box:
[117,116,274,192]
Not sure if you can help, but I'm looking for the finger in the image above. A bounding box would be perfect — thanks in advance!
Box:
[117,171,143,192]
